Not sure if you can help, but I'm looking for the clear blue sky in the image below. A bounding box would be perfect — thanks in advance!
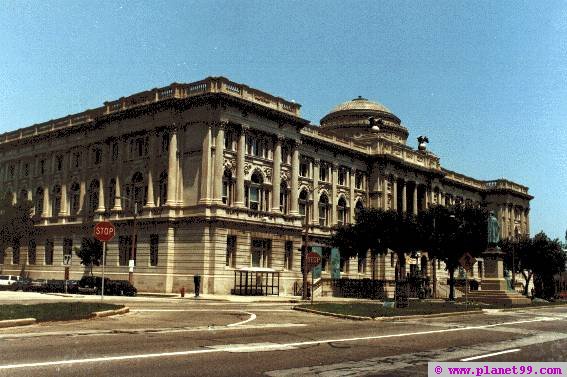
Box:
[1,1,566,241]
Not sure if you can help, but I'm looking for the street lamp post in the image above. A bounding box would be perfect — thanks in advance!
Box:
[115,196,138,284]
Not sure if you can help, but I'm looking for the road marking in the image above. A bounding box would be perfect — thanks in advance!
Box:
[207,342,298,353]
[0,316,562,370]
[267,333,567,376]
[461,348,521,361]
[227,311,256,327]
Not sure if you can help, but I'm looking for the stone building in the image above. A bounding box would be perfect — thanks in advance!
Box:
[0,76,532,295]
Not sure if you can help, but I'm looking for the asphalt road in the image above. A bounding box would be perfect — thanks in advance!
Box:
[0,296,566,377]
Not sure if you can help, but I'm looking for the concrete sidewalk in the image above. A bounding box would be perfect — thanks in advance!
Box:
[0,290,387,304]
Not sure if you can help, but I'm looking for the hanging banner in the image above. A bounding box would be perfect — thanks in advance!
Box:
[331,248,341,279]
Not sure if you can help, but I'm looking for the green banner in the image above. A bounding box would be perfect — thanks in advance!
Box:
[311,245,322,279]
[331,248,341,279]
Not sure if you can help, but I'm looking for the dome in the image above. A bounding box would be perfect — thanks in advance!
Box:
[330,96,393,115]
[319,96,408,145]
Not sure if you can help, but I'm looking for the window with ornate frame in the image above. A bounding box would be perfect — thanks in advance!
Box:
[318,193,330,226]
[337,196,347,225]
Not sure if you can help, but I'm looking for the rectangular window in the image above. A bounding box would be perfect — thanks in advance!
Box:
[161,133,169,155]
[150,234,159,266]
[119,236,132,266]
[56,156,63,171]
[284,241,293,270]
[45,239,54,265]
[224,131,233,150]
[226,235,236,268]
[112,143,119,161]
[40,160,45,175]
[299,159,309,177]
[355,172,363,189]
[319,163,328,182]
[73,153,81,168]
[338,168,346,186]
[24,163,29,177]
[251,239,271,268]
[28,239,36,265]
[63,238,73,257]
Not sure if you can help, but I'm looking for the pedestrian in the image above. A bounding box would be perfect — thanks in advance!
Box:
[194,273,201,297]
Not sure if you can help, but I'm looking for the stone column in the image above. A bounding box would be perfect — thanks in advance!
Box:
[42,185,50,218]
[78,179,86,214]
[331,163,337,224]
[349,168,355,221]
[113,175,122,211]
[59,183,68,217]
[401,180,407,213]
[96,177,105,212]
[312,159,320,224]
[290,141,299,214]
[234,127,246,208]
[412,183,418,215]
[392,176,397,211]
[213,123,225,204]
[166,128,178,206]
[424,187,430,209]
[271,136,282,212]
[146,168,155,208]
[382,175,388,209]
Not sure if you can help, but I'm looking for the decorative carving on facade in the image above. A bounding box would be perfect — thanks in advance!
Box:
[244,163,252,176]
[263,167,272,181]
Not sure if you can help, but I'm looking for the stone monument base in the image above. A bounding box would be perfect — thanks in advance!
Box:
[466,247,531,305]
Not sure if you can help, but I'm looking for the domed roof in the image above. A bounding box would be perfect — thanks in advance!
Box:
[329,96,393,115]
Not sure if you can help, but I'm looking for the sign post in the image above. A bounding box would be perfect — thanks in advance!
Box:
[305,251,322,305]
[62,254,72,294]
[94,221,116,302]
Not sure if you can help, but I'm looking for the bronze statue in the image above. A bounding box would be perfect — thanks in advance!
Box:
[487,211,500,246]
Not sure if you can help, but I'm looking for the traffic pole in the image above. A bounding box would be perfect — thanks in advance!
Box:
[101,241,106,302]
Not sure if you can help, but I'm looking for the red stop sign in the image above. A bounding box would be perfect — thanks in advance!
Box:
[94,221,116,242]
[305,252,322,271]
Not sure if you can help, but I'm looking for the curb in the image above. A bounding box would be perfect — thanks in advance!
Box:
[294,306,483,321]
[293,306,372,320]
[91,307,130,318]
[0,318,36,328]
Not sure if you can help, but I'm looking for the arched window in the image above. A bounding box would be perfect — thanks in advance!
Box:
[246,171,265,211]
[34,188,44,215]
[52,185,61,216]
[280,181,289,214]
[131,172,146,213]
[337,196,347,226]
[222,169,233,205]
[318,193,330,227]
[69,182,80,216]
[355,199,364,221]
[19,189,28,203]
[299,189,309,222]
[158,171,167,206]
[87,180,99,215]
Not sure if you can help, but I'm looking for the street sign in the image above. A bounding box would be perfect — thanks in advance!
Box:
[459,252,477,272]
[62,254,72,266]
[94,221,116,242]
[305,251,322,271]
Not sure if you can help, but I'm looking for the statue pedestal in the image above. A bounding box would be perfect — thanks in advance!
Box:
[466,247,531,305]
[481,247,508,291]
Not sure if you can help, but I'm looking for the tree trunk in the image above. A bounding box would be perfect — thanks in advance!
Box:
[522,271,532,296]
[448,267,455,301]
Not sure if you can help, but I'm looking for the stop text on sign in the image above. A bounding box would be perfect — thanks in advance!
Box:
[94,221,116,242]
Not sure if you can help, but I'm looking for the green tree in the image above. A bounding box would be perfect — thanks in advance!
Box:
[530,232,566,299]
[418,204,488,301]
[0,195,36,265]
[501,236,534,296]
[75,237,103,276]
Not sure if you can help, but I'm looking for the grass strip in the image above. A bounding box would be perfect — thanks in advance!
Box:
[0,302,124,322]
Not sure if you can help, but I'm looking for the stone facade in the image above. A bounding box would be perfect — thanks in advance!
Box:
[0,76,533,294]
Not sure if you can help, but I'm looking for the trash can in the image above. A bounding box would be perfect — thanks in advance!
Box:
[194,274,201,297]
